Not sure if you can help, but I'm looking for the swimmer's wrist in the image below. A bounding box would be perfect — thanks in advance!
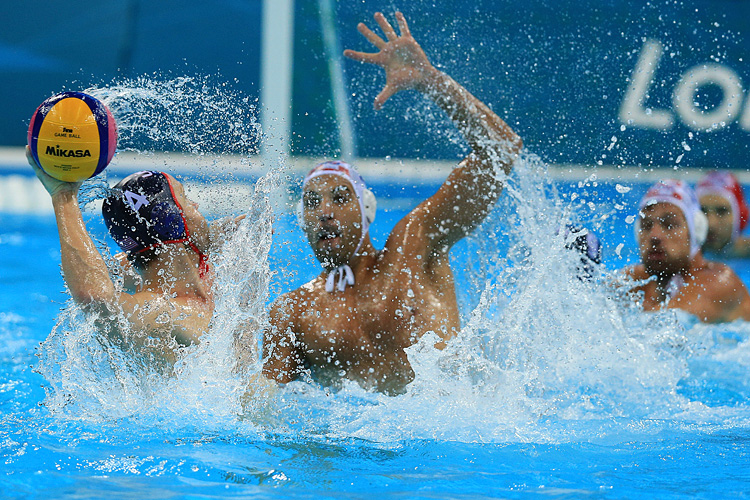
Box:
[49,185,79,203]
[416,66,446,94]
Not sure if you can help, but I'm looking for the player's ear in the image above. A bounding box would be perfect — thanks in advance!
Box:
[694,210,708,245]
[362,188,377,224]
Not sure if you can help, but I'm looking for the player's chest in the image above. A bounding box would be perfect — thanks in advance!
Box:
[296,288,417,346]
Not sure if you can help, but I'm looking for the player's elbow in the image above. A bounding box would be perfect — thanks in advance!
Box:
[512,134,523,151]
[69,284,116,312]
[500,134,523,165]
[262,362,298,384]
[476,136,522,175]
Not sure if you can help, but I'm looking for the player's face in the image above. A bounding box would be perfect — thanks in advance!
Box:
[637,202,692,277]
[301,175,363,269]
[168,175,210,254]
[700,194,734,252]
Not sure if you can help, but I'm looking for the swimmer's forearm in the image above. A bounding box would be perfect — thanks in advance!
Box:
[419,69,522,169]
[51,190,116,306]
[414,70,522,245]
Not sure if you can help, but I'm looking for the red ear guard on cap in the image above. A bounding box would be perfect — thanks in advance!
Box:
[731,180,749,233]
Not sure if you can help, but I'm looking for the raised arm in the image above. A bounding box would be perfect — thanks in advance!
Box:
[344,12,522,255]
[28,147,117,312]
[28,148,212,354]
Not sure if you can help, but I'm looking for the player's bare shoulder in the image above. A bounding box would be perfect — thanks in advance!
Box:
[623,264,648,281]
[269,287,303,328]
[694,260,747,296]
[380,212,452,280]
[271,278,327,325]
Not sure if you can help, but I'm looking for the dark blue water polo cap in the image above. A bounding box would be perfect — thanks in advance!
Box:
[102,171,189,256]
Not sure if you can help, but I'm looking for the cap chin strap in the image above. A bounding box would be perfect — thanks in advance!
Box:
[324,230,366,293]
[164,175,210,280]
[666,273,685,301]
[187,242,210,280]
[326,264,355,292]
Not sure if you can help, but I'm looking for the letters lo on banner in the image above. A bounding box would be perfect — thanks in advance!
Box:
[620,39,750,132]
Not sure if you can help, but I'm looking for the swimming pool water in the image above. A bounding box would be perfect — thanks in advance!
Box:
[2,171,750,499]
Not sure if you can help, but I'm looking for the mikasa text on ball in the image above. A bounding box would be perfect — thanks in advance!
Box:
[27,91,118,182]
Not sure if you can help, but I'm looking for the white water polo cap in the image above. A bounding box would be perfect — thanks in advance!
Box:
[637,179,708,257]
[301,160,377,292]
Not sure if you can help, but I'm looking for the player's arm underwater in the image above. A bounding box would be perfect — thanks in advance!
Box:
[344,12,523,259]
[261,293,306,384]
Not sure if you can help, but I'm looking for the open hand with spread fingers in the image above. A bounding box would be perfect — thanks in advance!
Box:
[344,11,440,110]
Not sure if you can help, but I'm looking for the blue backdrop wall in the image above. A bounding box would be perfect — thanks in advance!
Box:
[2,0,749,169]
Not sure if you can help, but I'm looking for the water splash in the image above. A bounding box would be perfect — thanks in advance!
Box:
[259,154,699,444]
[85,75,261,157]
[35,75,274,434]
[35,178,278,431]
[33,79,750,445]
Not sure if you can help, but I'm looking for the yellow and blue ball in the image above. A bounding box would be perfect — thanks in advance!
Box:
[27,91,118,182]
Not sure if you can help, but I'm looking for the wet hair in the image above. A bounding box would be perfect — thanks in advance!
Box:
[102,171,189,269]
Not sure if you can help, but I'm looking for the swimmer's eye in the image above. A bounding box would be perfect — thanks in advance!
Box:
[303,193,321,209]
[332,187,351,205]
[333,193,351,205]
[661,219,679,231]
[702,205,732,217]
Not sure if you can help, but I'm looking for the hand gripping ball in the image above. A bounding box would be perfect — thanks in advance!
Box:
[27,91,118,182]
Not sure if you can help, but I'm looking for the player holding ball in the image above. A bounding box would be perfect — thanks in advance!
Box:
[27,91,219,366]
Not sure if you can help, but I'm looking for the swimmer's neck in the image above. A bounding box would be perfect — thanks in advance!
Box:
[140,244,211,298]
[652,253,706,292]
[319,238,378,275]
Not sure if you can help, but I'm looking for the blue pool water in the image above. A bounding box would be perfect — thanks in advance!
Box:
[2,157,750,499]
